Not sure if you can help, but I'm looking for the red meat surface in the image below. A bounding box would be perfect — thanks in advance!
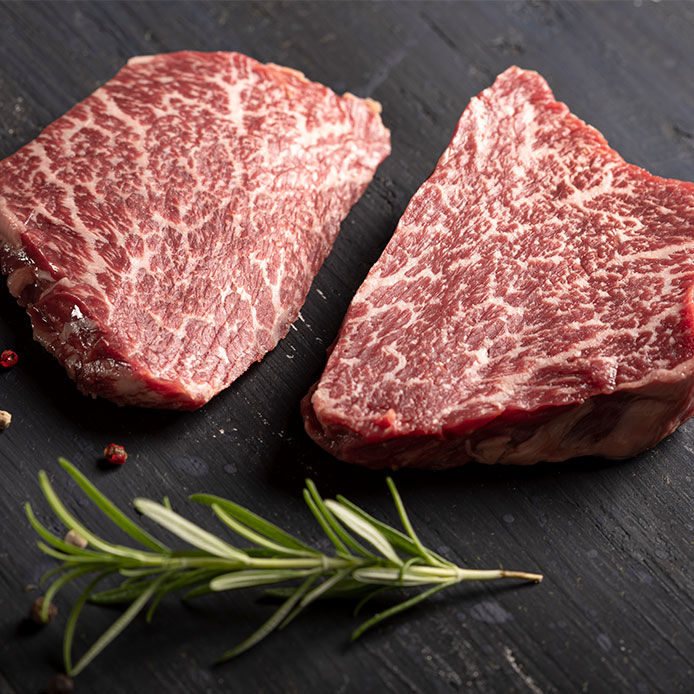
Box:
[0,51,390,408]
[304,66,694,468]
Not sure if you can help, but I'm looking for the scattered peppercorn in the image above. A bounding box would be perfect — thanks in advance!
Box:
[46,673,74,694]
[103,443,127,465]
[0,349,17,368]
[28,596,57,625]
[0,410,10,430]
[65,529,88,549]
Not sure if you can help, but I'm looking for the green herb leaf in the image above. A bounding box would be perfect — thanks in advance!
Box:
[63,571,115,675]
[38,471,159,563]
[27,460,542,677]
[145,569,216,623]
[210,503,316,557]
[305,480,375,559]
[335,494,452,567]
[70,576,165,677]
[351,580,458,641]
[278,567,352,630]
[217,575,318,661]
[43,566,96,621]
[59,458,170,553]
[26,502,102,558]
[134,499,248,563]
[210,569,318,591]
[385,477,450,568]
[192,493,317,555]
[325,500,402,565]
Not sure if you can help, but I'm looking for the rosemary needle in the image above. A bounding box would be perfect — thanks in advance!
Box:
[26,458,543,676]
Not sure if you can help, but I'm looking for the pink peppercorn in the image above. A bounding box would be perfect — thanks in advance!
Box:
[104,443,128,465]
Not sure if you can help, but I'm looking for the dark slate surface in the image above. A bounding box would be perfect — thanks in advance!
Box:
[1,2,693,692]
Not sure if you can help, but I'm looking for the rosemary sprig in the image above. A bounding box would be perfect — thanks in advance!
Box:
[27,458,543,676]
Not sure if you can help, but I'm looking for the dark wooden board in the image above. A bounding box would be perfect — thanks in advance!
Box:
[1,2,693,692]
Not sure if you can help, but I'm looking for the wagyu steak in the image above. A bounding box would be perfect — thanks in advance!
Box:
[0,51,390,409]
[303,66,694,469]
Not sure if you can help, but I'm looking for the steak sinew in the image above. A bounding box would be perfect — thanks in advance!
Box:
[0,51,390,408]
[303,66,694,469]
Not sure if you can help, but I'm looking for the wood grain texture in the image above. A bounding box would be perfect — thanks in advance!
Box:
[0,2,693,692]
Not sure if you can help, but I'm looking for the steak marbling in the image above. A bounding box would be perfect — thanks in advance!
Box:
[0,51,390,408]
[304,66,694,469]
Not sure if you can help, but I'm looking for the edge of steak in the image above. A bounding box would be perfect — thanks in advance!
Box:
[303,66,694,468]
[0,51,390,409]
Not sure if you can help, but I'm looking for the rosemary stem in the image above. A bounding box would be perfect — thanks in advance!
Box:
[353,565,543,585]
[56,551,542,585]
[119,556,364,572]
[160,557,246,570]
[29,462,544,676]
[246,557,360,571]
[402,564,543,583]
[64,555,365,574]
[456,569,543,583]
[64,557,541,584]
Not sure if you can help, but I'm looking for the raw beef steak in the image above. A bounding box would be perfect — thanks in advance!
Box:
[303,66,694,469]
[0,52,390,409]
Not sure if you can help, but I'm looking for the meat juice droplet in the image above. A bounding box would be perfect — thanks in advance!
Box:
[171,455,209,477]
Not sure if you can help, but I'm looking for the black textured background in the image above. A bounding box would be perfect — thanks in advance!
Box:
[1,2,693,693]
